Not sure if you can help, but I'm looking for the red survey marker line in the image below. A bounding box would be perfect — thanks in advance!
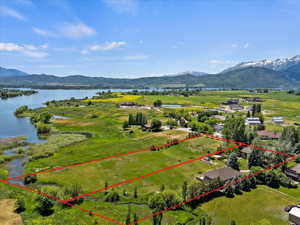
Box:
[200,133,246,145]
[0,133,205,183]
[131,156,295,225]
[246,144,294,158]
[65,144,243,203]
[0,134,296,225]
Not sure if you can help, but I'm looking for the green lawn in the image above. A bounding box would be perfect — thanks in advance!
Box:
[200,185,297,225]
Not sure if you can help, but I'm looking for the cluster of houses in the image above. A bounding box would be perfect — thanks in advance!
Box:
[222,97,263,112]
[241,97,264,102]
[197,152,300,224]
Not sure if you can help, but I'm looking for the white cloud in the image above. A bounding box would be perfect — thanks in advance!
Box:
[82,41,127,54]
[60,23,96,39]
[23,44,37,51]
[0,42,48,58]
[0,6,25,20]
[243,43,250,49]
[23,51,48,58]
[80,50,89,54]
[231,43,250,49]
[0,42,24,51]
[90,42,126,51]
[33,27,57,37]
[40,43,48,49]
[124,54,148,60]
[103,0,137,14]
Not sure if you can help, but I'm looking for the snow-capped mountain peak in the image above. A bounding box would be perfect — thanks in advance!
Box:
[222,55,300,73]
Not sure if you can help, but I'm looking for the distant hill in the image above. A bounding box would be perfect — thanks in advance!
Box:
[0,66,297,89]
[282,63,300,81]
[0,67,28,77]
[201,67,293,88]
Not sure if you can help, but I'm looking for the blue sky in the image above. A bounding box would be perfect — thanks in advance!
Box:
[0,0,300,77]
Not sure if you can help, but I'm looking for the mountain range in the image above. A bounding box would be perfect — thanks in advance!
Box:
[0,67,28,77]
[1,55,300,89]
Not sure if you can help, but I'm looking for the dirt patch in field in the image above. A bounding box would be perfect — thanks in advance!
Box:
[0,199,23,225]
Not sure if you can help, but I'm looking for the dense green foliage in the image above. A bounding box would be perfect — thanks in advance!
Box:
[222,116,246,142]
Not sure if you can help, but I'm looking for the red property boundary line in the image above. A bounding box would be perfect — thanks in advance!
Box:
[0,133,208,183]
[0,134,296,225]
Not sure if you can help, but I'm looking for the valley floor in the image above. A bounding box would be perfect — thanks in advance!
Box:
[0,90,300,225]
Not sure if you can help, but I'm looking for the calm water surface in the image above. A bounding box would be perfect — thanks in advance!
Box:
[0,89,133,183]
[0,89,129,143]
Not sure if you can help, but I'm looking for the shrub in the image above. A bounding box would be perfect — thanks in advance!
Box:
[123,121,130,130]
[24,175,37,185]
[36,122,51,134]
[14,198,25,213]
[63,184,84,204]
[85,113,98,119]
[153,100,162,107]
[151,119,162,131]
[31,112,52,124]
[14,105,28,116]
[104,190,120,202]
[35,195,54,216]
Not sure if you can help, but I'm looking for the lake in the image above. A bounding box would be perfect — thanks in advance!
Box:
[0,89,131,143]
[0,89,135,183]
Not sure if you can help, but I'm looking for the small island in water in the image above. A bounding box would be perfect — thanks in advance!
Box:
[0,89,38,100]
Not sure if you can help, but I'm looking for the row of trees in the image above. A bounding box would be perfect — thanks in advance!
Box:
[251,166,295,188]
[124,113,162,131]
[124,112,148,129]
[129,112,147,126]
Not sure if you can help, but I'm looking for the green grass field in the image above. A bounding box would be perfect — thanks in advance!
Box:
[201,185,298,225]
[1,90,299,225]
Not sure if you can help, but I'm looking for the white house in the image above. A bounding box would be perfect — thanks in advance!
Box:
[272,116,284,124]
[245,117,261,125]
